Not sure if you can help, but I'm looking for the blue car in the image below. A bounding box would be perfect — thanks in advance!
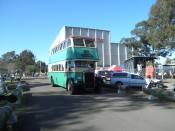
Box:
[104,72,147,88]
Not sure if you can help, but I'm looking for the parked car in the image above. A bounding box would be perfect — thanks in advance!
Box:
[95,70,112,78]
[95,70,113,84]
[104,72,147,88]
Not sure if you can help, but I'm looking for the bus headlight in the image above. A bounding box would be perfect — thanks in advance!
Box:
[74,80,78,84]
[106,77,111,81]
[74,77,82,84]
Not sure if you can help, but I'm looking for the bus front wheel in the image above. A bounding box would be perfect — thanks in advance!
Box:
[67,80,76,95]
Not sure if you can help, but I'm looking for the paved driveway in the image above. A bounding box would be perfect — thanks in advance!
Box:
[19,79,175,131]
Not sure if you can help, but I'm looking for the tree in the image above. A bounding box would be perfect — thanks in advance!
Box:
[148,0,175,55]
[120,37,140,57]
[25,65,37,76]
[131,21,153,56]
[165,58,172,64]
[1,51,17,62]
[36,61,47,73]
[18,50,35,72]
[0,51,19,73]
[0,60,8,73]
[0,50,47,75]
[126,0,175,57]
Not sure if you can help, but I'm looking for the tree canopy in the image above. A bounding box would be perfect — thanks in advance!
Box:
[148,0,175,55]
[0,50,47,76]
[121,0,175,57]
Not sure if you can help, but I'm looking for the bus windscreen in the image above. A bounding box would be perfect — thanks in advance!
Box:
[73,38,84,47]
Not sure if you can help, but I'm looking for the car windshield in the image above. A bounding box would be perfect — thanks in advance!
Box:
[113,73,128,78]
[75,61,95,68]
[131,74,144,79]
[99,71,112,76]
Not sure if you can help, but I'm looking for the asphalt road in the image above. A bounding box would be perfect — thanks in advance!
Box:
[19,79,175,131]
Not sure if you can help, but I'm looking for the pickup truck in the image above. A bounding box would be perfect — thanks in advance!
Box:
[104,72,147,88]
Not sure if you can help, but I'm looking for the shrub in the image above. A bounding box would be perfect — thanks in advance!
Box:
[143,88,175,101]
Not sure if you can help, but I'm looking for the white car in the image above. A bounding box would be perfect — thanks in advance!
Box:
[104,72,146,88]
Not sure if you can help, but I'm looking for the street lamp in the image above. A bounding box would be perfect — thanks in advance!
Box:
[39,61,41,76]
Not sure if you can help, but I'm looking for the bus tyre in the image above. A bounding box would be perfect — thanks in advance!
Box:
[67,80,76,95]
[51,77,56,87]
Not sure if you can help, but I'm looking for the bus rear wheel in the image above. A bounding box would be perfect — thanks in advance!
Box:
[51,77,56,87]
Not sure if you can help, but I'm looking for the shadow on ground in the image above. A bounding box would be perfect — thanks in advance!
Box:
[18,80,175,131]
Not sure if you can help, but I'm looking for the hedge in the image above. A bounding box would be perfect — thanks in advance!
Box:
[143,88,175,101]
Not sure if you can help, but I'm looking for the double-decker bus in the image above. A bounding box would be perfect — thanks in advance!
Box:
[48,36,102,94]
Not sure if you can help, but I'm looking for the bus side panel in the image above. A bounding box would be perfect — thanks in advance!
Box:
[48,72,67,88]
[49,48,74,64]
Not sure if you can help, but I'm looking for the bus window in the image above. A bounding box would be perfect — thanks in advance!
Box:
[62,42,66,49]
[89,63,95,69]
[60,43,63,50]
[65,62,67,70]
[62,65,64,71]
[53,48,56,54]
[58,44,61,51]
[75,61,88,67]
[67,39,71,47]
[73,38,85,47]
[56,65,58,71]
[75,61,81,67]
[52,49,54,54]
[85,39,95,47]
[55,46,58,53]
[64,41,67,48]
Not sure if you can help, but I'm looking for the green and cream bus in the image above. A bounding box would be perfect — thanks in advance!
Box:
[48,36,102,94]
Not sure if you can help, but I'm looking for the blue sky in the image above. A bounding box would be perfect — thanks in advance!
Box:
[0,0,156,63]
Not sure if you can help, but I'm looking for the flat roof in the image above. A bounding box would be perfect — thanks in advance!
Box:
[125,56,157,62]
[64,26,110,32]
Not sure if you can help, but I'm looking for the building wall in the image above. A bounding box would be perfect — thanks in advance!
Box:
[119,44,127,67]
[111,43,129,67]
[111,43,119,65]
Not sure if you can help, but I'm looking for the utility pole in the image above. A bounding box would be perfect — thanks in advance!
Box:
[40,61,41,76]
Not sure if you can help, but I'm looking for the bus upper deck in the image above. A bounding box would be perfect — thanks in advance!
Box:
[49,37,99,64]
